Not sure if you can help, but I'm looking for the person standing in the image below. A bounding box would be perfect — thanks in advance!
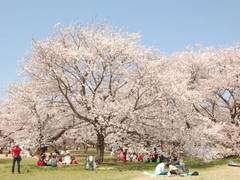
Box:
[152,147,158,163]
[11,143,22,174]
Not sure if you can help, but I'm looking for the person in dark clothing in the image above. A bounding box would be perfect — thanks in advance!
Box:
[123,149,128,162]
[11,144,22,174]
[159,154,166,163]
[170,155,180,166]
[152,147,158,163]
[54,149,60,156]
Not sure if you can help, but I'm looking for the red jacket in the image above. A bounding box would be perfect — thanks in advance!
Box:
[11,146,22,158]
[36,161,46,167]
[71,160,78,165]
[137,154,144,161]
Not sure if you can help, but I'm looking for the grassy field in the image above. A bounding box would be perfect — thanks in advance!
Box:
[1,150,240,180]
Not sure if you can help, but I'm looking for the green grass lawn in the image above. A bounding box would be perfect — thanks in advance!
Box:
[1,150,240,180]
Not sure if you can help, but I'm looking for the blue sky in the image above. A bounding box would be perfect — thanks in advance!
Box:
[1,0,240,97]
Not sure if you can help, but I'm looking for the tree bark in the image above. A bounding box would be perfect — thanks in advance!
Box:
[96,133,105,164]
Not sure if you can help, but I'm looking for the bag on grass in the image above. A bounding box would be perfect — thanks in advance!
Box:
[191,171,199,176]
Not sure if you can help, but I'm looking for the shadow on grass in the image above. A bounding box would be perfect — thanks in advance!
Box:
[184,157,240,169]
[101,157,240,171]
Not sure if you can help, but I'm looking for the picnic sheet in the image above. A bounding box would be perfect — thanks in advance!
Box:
[228,163,240,167]
[143,171,195,177]
[228,161,240,167]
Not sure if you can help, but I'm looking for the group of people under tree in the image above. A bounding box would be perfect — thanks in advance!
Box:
[9,142,198,177]
[116,146,199,176]
[117,148,144,162]
[154,158,199,177]
[36,150,78,167]
[117,146,177,163]
[154,155,189,176]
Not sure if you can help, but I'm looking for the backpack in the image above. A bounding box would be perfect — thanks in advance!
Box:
[191,171,199,176]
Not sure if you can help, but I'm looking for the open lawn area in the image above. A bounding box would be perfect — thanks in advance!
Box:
[0,151,240,180]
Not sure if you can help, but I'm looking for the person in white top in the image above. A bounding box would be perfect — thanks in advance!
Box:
[155,162,168,175]
[168,164,179,175]
[63,152,72,165]
[169,164,178,171]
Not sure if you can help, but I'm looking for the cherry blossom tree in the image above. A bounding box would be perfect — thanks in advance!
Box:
[21,23,162,163]
[157,46,240,159]
[3,22,240,161]
[6,81,83,153]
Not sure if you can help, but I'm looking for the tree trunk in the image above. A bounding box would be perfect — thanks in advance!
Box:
[83,143,88,153]
[35,146,47,156]
[96,133,105,164]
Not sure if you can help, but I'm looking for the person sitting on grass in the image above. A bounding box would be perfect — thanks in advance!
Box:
[170,154,180,166]
[169,155,189,175]
[168,164,179,176]
[36,156,46,167]
[151,147,158,163]
[131,152,138,162]
[46,153,53,162]
[144,152,151,163]
[110,147,115,156]
[56,154,63,166]
[137,153,144,162]
[62,151,72,165]
[123,149,128,162]
[49,154,58,167]
[71,156,78,165]
[176,158,189,174]
[168,160,199,177]
[159,152,169,163]
[40,153,47,164]
[155,161,169,175]
[119,148,125,161]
